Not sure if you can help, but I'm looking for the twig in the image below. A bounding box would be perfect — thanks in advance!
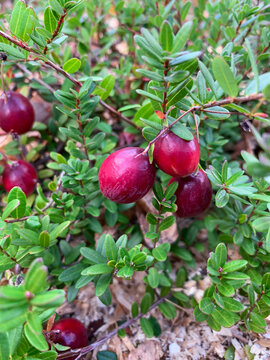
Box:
[43,10,67,54]
[0,30,138,129]
[56,295,168,359]
[192,110,199,141]
[16,63,55,93]
[142,93,264,154]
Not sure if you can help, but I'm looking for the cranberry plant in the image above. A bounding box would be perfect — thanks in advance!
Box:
[0,0,269,359]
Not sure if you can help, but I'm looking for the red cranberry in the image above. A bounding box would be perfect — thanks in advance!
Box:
[170,169,212,217]
[0,91,35,134]
[153,131,200,177]
[2,160,38,196]
[51,318,88,350]
[99,147,156,203]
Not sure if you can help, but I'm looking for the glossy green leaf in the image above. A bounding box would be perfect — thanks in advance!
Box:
[2,199,20,220]
[172,21,192,53]
[159,21,173,51]
[212,57,238,97]
[63,58,81,74]
[92,75,115,100]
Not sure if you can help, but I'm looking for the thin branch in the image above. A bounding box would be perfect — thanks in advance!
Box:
[16,63,55,93]
[142,93,264,154]
[56,295,168,359]
[43,10,67,54]
[0,30,138,129]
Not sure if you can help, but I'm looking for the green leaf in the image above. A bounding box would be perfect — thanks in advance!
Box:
[136,89,163,103]
[169,52,201,66]
[147,268,159,288]
[164,182,178,200]
[212,307,236,328]
[81,264,113,276]
[204,106,230,120]
[158,216,175,231]
[131,302,139,318]
[159,21,173,51]
[63,58,81,74]
[50,221,70,241]
[9,1,34,41]
[2,199,20,220]
[97,351,118,360]
[48,0,64,14]
[224,346,235,360]
[194,305,208,322]
[172,21,192,53]
[140,318,154,338]
[215,243,227,267]
[80,247,107,264]
[0,44,26,59]
[199,297,214,315]
[217,283,235,297]
[158,301,177,319]
[136,69,164,82]
[221,297,244,312]
[0,306,28,332]
[198,60,218,98]
[141,293,152,314]
[252,217,270,232]
[116,266,134,278]
[223,272,249,280]
[222,260,248,273]
[39,231,50,248]
[104,234,118,261]
[245,39,259,94]
[212,57,238,97]
[152,243,170,261]
[141,29,163,55]
[95,274,112,297]
[44,7,57,34]
[262,273,270,290]
[92,75,115,100]
[30,289,65,308]
[169,119,194,141]
[24,259,47,293]
[24,312,48,351]
[59,263,86,282]
[0,333,9,360]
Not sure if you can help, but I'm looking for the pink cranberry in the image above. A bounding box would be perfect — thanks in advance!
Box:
[170,169,212,217]
[2,160,38,196]
[99,147,156,203]
[0,91,35,134]
[153,131,200,177]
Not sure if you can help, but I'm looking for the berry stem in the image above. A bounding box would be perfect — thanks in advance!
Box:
[192,110,199,142]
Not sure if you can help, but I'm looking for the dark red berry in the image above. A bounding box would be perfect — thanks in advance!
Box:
[51,318,88,350]
[153,131,200,177]
[170,169,212,218]
[99,147,156,203]
[0,91,35,134]
[2,160,38,196]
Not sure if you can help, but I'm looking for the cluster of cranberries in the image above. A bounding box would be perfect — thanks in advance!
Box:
[99,130,212,217]
[0,91,37,196]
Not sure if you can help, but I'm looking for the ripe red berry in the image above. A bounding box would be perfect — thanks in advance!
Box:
[2,160,38,196]
[0,91,35,134]
[51,318,88,350]
[170,169,212,218]
[99,147,156,203]
[153,131,200,177]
